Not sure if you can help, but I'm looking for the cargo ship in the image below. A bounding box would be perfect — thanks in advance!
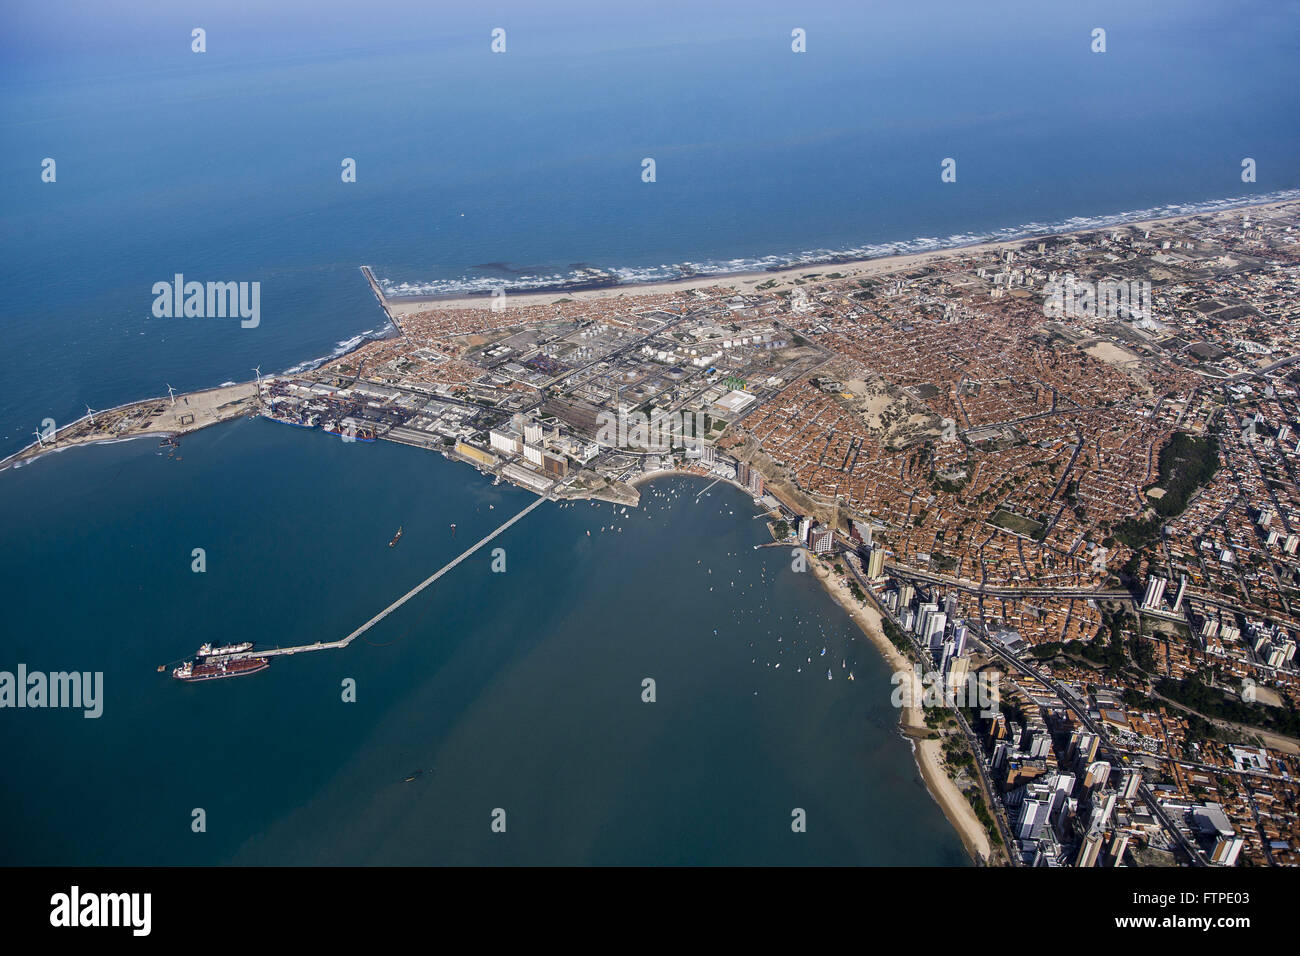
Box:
[389,525,403,547]
[196,641,254,658]
[263,411,317,429]
[173,656,270,682]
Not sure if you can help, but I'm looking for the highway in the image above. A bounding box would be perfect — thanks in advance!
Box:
[838,534,1209,864]
[837,545,1019,862]
[975,635,1210,866]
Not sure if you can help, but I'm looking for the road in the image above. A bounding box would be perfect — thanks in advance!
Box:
[975,635,1210,866]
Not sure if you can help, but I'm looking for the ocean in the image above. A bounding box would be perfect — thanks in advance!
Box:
[0,0,1297,863]
[2,1,1297,453]
[0,423,966,864]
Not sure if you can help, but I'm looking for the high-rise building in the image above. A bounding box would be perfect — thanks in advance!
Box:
[1108,831,1130,866]
[924,611,947,648]
[1142,576,1167,610]
[541,451,568,478]
[866,547,886,580]
[1068,731,1100,765]
[1075,826,1104,867]
[1016,799,1047,841]
[915,602,938,638]
[1092,791,1117,830]
[943,650,969,694]
[1083,761,1112,790]
[1171,574,1188,614]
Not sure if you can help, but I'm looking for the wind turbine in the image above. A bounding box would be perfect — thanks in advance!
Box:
[86,405,97,425]
[33,428,45,448]
[252,366,262,389]
[166,383,176,406]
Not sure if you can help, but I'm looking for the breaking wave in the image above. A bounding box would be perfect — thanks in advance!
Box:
[377,188,1300,300]
[280,322,396,375]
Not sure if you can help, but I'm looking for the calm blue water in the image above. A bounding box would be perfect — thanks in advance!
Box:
[0,423,966,864]
[1,0,1297,453]
[0,0,1297,864]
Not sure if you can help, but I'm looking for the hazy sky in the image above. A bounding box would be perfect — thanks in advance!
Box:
[4,1,1290,69]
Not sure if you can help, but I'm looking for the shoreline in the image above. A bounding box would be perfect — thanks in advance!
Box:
[0,382,258,474]
[806,555,995,864]
[8,191,1295,474]
[4,192,1290,862]
[381,193,1300,313]
[605,467,995,862]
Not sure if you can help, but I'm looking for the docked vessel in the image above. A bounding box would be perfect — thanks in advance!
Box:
[196,641,254,658]
[322,421,376,442]
[263,411,317,429]
[389,526,403,547]
[172,657,270,682]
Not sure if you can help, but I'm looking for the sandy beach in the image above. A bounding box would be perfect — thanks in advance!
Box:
[384,197,1299,314]
[808,556,994,864]
[623,468,994,861]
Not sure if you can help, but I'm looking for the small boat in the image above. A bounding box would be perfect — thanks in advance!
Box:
[450,523,456,537]
[156,665,166,673]
[389,526,403,547]
[403,770,423,783]
[827,669,832,680]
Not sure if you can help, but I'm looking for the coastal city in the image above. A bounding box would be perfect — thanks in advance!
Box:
[8,199,1300,870]
[293,200,1300,868]
[8,0,1300,935]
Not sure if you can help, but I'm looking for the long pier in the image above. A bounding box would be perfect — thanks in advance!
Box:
[222,494,548,661]
[360,265,397,329]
